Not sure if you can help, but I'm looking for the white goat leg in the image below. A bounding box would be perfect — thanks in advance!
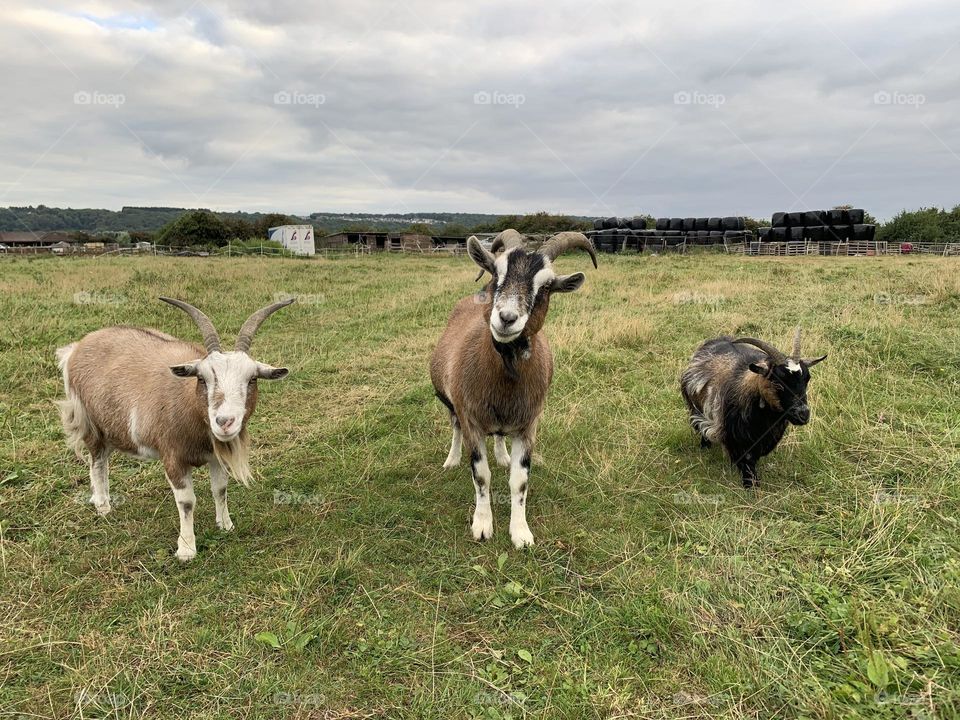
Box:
[493,434,510,468]
[90,449,111,516]
[470,444,493,541]
[508,437,534,548]
[168,472,197,561]
[443,424,462,469]
[209,461,233,532]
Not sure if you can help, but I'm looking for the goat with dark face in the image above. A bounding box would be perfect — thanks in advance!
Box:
[430,230,597,547]
[680,328,826,487]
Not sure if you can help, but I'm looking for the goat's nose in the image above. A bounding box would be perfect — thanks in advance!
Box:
[498,309,519,325]
[215,415,233,429]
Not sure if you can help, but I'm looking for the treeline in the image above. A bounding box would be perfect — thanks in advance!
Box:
[307,212,504,233]
[0,206,287,233]
[876,206,960,243]
[153,211,303,248]
[5,204,960,244]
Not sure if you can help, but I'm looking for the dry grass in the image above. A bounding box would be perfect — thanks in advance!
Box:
[0,252,959,719]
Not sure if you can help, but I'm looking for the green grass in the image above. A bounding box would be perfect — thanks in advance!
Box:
[1,253,959,719]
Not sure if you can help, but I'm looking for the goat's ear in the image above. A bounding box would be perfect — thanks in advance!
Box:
[170,362,199,377]
[256,363,289,380]
[803,354,827,368]
[467,236,496,276]
[748,361,769,375]
[551,272,585,294]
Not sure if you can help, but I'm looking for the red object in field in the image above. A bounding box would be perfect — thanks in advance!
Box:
[901,242,913,254]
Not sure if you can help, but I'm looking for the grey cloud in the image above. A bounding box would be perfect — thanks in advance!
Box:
[1,0,958,219]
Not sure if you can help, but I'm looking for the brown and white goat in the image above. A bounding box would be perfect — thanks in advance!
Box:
[430,230,597,548]
[57,297,292,561]
[680,328,826,487]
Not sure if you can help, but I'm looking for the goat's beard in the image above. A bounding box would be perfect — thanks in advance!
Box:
[213,427,252,487]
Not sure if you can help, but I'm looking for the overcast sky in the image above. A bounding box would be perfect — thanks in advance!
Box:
[2,0,958,220]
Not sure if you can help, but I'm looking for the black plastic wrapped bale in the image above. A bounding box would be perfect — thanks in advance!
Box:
[614,217,627,229]
[827,209,848,225]
[758,227,772,241]
[853,224,875,241]
[805,225,826,242]
[707,217,722,231]
[628,216,647,230]
[802,210,824,226]
[722,216,745,231]
[665,230,681,237]
[771,212,787,227]
[603,217,619,229]
[828,225,852,241]
[655,217,670,231]
[789,227,805,241]
[709,230,724,239]
[698,230,711,242]
[670,218,685,231]
[772,227,788,241]
[848,209,865,225]
[682,217,696,231]
[786,212,805,227]
[592,218,604,230]
[694,217,709,231]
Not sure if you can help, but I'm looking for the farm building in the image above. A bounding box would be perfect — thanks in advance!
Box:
[320,231,469,253]
[0,231,75,251]
[267,225,316,256]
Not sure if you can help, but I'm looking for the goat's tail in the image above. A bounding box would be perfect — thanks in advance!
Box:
[55,343,97,460]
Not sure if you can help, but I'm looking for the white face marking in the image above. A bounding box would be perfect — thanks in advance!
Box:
[194,351,261,442]
[786,359,802,373]
[489,253,555,343]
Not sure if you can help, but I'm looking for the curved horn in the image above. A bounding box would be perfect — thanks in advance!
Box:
[490,229,525,255]
[537,231,598,269]
[159,297,221,353]
[475,230,526,281]
[732,337,788,365]
[791,326,802,359]
[235,298,295,354]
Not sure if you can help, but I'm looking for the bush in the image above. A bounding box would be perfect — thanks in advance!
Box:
[877,206,960,243]
[472,211,592,235]
[156,210,230,248]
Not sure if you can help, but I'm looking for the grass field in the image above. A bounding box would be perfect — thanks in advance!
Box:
[1,253,959,719]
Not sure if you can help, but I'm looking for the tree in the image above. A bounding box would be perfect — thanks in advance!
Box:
[405,222,434,235]
[155,210,230,248]
[252,213,302,238]
[440,223,469,237]
[876,207,945,243]
[472,212,592,235]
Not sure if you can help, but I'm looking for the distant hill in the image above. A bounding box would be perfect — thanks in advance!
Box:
[0,206,512,234]
[307,212,504,233]
[0,206,285,233]
[0,206,596,235]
